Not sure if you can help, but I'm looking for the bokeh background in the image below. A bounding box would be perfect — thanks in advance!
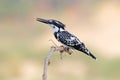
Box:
[0,0,120,80]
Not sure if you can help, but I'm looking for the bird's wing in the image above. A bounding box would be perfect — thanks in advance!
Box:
[57,31,96,60]
[57,31,83,47]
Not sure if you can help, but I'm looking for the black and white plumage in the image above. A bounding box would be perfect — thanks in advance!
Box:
[37,18,96,60]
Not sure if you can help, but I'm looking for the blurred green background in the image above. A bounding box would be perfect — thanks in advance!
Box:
[0,0,120,80]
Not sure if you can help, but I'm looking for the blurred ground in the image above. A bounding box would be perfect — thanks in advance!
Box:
[0,0,120,80]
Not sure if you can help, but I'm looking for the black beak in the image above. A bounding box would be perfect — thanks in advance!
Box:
[36,18,50,24]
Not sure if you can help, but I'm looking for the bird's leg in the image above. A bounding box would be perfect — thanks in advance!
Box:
[59,45,73,55]
[65,47,73,55]
[59,45,64,59]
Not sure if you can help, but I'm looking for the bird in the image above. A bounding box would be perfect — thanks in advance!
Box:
[36,18,96,60]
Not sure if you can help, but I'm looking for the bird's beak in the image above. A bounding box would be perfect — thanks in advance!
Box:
[36,18,50,24]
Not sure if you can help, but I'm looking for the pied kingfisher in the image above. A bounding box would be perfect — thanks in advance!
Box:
[37,18,96,60]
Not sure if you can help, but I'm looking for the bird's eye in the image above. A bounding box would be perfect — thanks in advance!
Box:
[49,20,53,23]
[53,26,55,28]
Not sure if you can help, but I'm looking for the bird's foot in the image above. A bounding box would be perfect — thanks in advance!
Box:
[59,45,73,55]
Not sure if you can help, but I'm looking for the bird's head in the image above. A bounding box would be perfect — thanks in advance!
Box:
[37,18,65,32]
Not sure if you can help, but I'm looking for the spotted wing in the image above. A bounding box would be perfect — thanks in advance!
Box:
[57,31,83,47]
[55,31,96,59]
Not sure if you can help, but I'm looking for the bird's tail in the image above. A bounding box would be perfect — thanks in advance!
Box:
[80,48,96,60]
